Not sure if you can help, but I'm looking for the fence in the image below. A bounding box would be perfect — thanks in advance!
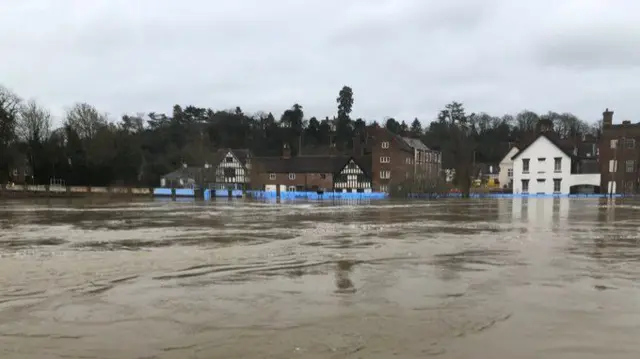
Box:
[0,184,152,196]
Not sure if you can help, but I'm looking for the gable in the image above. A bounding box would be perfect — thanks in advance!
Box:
[339,159,365,175]
[499,147,519,164]
[513,136,570,160]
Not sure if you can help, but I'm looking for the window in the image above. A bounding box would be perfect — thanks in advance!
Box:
[609,160,618,173]
[538,157,546,162]
[11,169,17,176]
[380,156,391,163]
[626,160,635,173]
[507,168,513,177]
[522,159,530,173]
[405,157,412,164]
[553,179,561,193]
[522,179,529,193]
[225,156,233,163]
[610,139,618,149]
[288,186,296,192]
[554,157,562,172]
[320,174,326,179]
[627,138,636,149]
[223,168,235,177]
[381,141,390,149]
[269,173,276,180]
[380,170,391,179]
[288,173,296,180]
[380,185,388,193]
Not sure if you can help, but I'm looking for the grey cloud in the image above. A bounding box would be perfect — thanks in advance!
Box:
[1,0,639,125]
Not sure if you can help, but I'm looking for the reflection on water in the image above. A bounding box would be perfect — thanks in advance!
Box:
[1,197,640,358]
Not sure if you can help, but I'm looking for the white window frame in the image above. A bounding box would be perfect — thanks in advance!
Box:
[610,139,618,149]
[380,170,391,179]
[380,156,390,163]
[288,173,296,180]
[609,160,617,173]
[381,141,390,149]
[553,179,561,193]
[522,159,530,173]
[288,186,296,192]
[507,168,513,177]
[380,185,388,193]
[554,157,562,172]
[269,173,276,180]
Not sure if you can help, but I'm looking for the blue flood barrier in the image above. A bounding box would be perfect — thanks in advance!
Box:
[246,190,388,200]
[408,192,623,199]
[153,188,172,196]
[204,189,211,201]
[174,188,195,197]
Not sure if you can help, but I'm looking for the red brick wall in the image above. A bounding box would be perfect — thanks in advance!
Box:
[367,127,413,191]
[252,172,334,191]
[599,123,640,192]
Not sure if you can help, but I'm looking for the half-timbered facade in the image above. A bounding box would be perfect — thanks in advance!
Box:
[334,158,372,192]
[207,149,252,190]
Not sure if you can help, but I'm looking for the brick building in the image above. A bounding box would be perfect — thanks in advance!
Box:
[599,108,640,194]
[251,143,372,192]
[357,126,442,193]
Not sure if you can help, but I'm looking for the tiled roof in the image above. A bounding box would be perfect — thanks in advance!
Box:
[254,155,365,174]
[400,136,431,151]
[511,132,575,160]
[161,167,203,181]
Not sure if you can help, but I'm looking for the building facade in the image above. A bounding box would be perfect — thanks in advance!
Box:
[498,146,519,189]
[208,149,252,190]
[362,126,441,193]
[599,109,640,194]
[512,133,600,195]
[251,144,372,192]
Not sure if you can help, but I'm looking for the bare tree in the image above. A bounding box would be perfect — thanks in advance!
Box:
[17,99,51,143]
[0,85,22,117]
[65,103,107,140]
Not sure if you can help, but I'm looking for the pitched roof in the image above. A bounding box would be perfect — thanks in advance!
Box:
[210,148,251,166]
[161,167,203,181]
[254,155,362,174]
[499,146,519,164]
[511,133,575,160]
[400,136,431,151]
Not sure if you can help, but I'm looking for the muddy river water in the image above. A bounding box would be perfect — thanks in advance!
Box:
[1,197,639,358]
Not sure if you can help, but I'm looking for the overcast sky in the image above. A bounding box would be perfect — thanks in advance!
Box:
[1,0,639,125]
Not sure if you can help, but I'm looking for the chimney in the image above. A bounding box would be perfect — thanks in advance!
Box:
[603,108,613,127]
[282,143,291,159]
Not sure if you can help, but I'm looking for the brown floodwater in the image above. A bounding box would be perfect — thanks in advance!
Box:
[0,197,639,358]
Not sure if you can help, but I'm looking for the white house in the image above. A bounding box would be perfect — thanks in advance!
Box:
[511,134,600,195]
[498,146,519,189]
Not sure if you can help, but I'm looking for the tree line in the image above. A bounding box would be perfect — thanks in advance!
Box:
[0,84,600,189]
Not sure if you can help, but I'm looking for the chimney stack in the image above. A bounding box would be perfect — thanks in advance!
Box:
[282,143,291,159]
[603,108,613,127]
